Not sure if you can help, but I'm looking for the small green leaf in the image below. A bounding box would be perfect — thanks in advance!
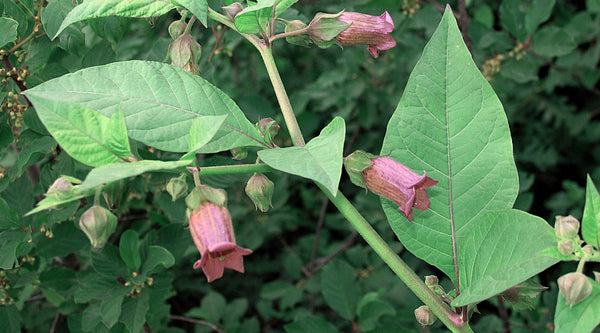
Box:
[531,26,576,57]
[0,17,18,49]
[91,244,130,278]
[107,109,134,161]
[555,276,600,332]
[524,0,555,36]
[275,0,299,17]
[452,210,559,307]
[172,0,208,26]
[181,115,228,161]
[120,291,150,333]
[100,289,127,328]
[0,230,29,269]
[54,0,176,39]
[79,160,192,193]
[119,230,141,271]
[284,316,339,333]
[357,292,396,331]
[141,246,175,276]
[258,117,345,196]
[582,175,600,249]
[321,260,359,320]
[234,0,275,34]
[0,197,20,229]
[0,305,21,333]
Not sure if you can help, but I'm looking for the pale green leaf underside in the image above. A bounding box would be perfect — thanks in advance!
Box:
[582,175,600,249]
[258,117,345,196]
[181,115,227,161]
[0,17,18,49]
[24,61,264,154]
[554,277,600,333]
[29,99,131,167]
[452,210,558,306]
[79,160,191,192]
[53,0,176,39]
[381,8,519,278]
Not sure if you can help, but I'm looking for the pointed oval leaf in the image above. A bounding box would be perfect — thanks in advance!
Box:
[321,260,359,320]
[380,7,519,278]
[119,230,141,271]
[24,61,264,153]
[79,159,192,192]
[258,117,345,196]
[582,175,600,249]
[234,0,275,34]
[0,17,18,49]
[141,245,175,276]
[54,0,176,39]
[452,209,558,307]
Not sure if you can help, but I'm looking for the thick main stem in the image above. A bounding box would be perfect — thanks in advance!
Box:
[320,186,470,333]
[258,47,306,147]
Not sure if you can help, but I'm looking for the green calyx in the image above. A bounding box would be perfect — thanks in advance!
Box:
[185,185,228,210]
[343,150,376,189]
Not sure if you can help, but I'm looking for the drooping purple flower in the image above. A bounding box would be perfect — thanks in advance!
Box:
[362,156,437,221]
[189,202,252,282]
[336,11,396,58]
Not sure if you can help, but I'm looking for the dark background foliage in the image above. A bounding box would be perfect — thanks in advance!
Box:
[1,0,599,332]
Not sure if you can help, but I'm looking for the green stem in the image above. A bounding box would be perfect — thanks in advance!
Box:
[320,186,471,333]
[269,27,309,44]
[184,15,197,34]
[258,46,306,147]
[195,163,275,176]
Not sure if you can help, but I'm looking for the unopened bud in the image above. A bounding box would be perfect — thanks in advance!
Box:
[230,147,248,160]
[222,2,243,20]
[78,205,118,248]
[245,173,274,212]
[424,275,439,286]
[557,240,576,256]
[558,272,593,308]
[46,177,74,200]
[169,20,187,40]
[582,245,594,256]
[257,118,280,140]
[166,175,188,201]
[169,33,202,74]
[414,305,436,326]
[283,20,311,47]
[555,215,580,240]
[103,179,125,209]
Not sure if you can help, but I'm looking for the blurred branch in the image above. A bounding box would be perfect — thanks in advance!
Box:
[169,315,223,333]
[496,295,511,333]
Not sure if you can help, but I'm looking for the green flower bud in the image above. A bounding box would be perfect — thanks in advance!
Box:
[257,118,280,140]
[414,305,436,326]
[555,215,580,240]
[424,275,439,286]
[169,33,202,74]
[500,280,547,311]
[230,147,248,160]
[186,185,227,210]
[78,205,118,248]
[166,175,188,201]
[169,20,187,40]
[557,240,576,256]
[558,272,593,308]
[245,173,274,212]
[283,20,311,47]
[222,2,243,20]
[46,177,75,200]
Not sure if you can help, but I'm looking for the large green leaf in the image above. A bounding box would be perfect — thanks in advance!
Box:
[258,117,345,196]
[452,210,558,306]
[554,276,600,333]
[0,305,21,333]
[120,291,150,333]
[22,99,133,167]
[0,17,18,49]
[53,0,176,38]
[24,61,264,153]
[171,0,208,26]
[380,7,519,278]
[581,175,600,249]
[79,160,191,192]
